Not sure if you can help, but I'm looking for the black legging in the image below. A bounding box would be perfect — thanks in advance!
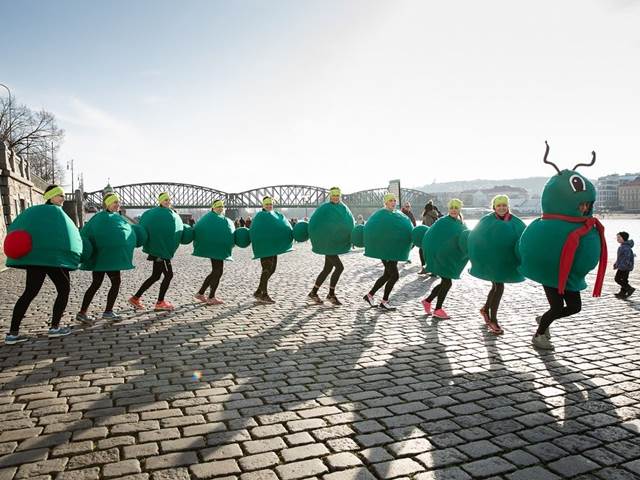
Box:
[135,258,173,302]
[419,248,425,267]
[615,270,631,293]
[314,255,344,291]
[81,271,121,313]
[369,260,399,301]
[10,266,71,334]
[536,286,581,335]
[199,259,224,298]
[257,256,277,295]
[426,278,452,310]
[483,282,504,322]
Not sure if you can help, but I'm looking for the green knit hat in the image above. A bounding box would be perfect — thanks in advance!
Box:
[383,192,396,203]
[491,194,509,208]
[448,198,463,209]
[158,192,171,204]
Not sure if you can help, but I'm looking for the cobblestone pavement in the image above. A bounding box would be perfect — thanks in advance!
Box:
[1,243,640,480]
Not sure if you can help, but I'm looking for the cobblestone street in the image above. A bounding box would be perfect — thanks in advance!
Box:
[1,243,640,480]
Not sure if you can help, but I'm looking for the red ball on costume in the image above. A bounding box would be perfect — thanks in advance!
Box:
[3,230,33,259]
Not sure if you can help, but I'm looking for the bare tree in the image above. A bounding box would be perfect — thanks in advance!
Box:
[1,95,65,184]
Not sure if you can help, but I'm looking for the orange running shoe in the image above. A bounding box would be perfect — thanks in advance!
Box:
[154,300,175,311]
[128,296,145,310]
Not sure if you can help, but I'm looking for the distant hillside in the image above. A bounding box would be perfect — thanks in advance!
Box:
[415,177,549,195]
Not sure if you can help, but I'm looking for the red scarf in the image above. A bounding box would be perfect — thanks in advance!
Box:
[495,212,512,221]
[541,213,607,297]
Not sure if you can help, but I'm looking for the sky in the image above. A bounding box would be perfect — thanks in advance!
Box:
[1,0,639,194]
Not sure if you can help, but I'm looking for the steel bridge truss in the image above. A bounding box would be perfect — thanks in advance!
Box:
[83,182,433,210]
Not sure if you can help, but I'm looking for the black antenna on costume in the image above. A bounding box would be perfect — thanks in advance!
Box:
[573,151,596,171]
[543,141,561,174]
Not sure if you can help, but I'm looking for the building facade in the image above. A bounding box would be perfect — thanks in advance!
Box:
[595,173,640,211]
[619,177,640,213]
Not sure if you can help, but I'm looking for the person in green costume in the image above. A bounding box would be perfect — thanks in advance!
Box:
[193,199,233,305]
[362,192,413,311]
[468,195,526,334]
[307,187,355,305]
[76,193,141,323]
[420,198,468,320]
[518,142,607,351]
[251,196,293,304]
[3,185,78,344]
[129,192,187,312]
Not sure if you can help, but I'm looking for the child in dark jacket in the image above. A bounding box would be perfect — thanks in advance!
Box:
[614,231,635,299]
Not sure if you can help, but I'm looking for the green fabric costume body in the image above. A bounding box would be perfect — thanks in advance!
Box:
[412,225,429,248]
[250,210,293,259]
[308,202,355,256]
[422,215,469,279]
[193,212,235,261]
[468,213,526,283]
[80,211,138,271]
[6,204,83,270]
[351,224,365,248]
[518,169,600,292]
[363,209,413,262]
[139,206,185,260]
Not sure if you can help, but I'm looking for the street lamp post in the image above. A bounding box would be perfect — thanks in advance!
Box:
[0,83,12,144]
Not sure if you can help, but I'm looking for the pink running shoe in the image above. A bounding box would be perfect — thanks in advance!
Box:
[194,293,207,303]
[421,298,432,314]
[206,297,224,305]
[154,301,175,311]
[432,308,450,320]
[128,296,145,310]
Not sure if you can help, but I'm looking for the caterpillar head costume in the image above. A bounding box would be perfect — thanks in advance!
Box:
[518,141,607,296]
[540,141,597,217]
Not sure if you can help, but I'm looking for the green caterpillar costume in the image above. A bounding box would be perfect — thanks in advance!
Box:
[468,212,526,283]
[422,215,469,279]
[80,211,145,271]
[139,206,192,260]
[193,211,236,261]
[250,210,293,259]
[308,202,355,255]
[4,204,88,270]
[364,208,413,262]
[518,143,606,295]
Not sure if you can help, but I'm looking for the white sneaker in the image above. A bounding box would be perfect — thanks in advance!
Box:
[535,316,551,339]
[532,334,554,351]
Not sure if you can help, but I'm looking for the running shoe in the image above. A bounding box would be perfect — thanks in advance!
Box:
[479,307,491,326]
[487,322,504,335]
[308,292,323,304]
[326,295,342,306]
[532,334,554,351]
[4,334,29,345]
[418,268,427,275]
[626,287,636,299]
[154,301,175,311]
[194,293,207,303]
[102,311,122,320]
[432,308,450,320]
[615,292,625,299]
[206,297,224,305]
[363,293,375,307]
[421,299,432,315]
[128,296,145,310]
[253,290,262,299]
[535,316,551,339]
[378,300,397,311]
[75,312,93,324]
[260,294,275,304]
[48,327,72,338]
